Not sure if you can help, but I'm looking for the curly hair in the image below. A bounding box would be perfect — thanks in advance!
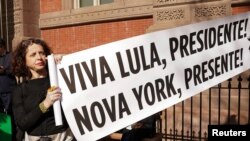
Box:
[12,38,52,79]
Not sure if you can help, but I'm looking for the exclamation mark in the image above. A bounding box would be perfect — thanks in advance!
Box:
[240,48,243,66]
[244,18,248,37]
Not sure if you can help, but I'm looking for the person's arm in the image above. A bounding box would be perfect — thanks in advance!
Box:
[12,84,62,131]
[12,85,44,131]
[109,133,123,140]
[0,53,13,74]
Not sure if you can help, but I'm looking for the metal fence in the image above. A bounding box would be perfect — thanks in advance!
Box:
[158,71,250,141]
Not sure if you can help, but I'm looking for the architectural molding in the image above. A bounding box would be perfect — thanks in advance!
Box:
[194,4,227,18]
[232,0,250,5]
[40,0,153,29]
[154,0,204,6]
[40,0,232,32]
[148,0,231,32]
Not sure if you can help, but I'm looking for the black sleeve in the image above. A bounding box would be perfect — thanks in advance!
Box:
[11,84,44,131]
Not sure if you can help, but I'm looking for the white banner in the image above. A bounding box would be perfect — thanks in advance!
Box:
[55,12,250,140]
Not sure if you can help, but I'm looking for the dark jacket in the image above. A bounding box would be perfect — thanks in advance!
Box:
[121,113,161,141]
[0,52,16,93]
[12,77,68,141]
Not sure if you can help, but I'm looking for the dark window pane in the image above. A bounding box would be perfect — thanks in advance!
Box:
[80,0,93,7]
[100,0,114,4]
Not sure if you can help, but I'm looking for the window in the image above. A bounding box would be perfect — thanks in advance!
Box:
[76,0,114,8]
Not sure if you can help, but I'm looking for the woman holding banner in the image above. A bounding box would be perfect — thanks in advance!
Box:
[11,38,74,141]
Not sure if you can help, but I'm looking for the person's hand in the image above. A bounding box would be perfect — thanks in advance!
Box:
[43,86,62,109]
[53,54,65,64]
[0,66,4,74]
[108,133,123,140]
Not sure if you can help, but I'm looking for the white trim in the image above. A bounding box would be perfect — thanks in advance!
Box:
[74,0,80,8]
[94,0,100,6]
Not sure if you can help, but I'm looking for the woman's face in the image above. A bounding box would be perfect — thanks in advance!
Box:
[25,43,47,73]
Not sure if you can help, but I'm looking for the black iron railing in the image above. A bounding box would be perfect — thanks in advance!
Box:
[158,71,250,141]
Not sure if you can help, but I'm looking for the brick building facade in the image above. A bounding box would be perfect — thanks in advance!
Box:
[7,0,250,53]
[40,0,250,54]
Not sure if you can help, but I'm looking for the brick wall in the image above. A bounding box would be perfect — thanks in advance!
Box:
[232,5,250,15]
[41,18,153,54]
[40,3,250,54]
[40,0,62,13]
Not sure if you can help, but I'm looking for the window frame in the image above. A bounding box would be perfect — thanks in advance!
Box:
[75,0,114,8]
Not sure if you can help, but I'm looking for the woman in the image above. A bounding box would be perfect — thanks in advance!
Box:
[12,38,74,141]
